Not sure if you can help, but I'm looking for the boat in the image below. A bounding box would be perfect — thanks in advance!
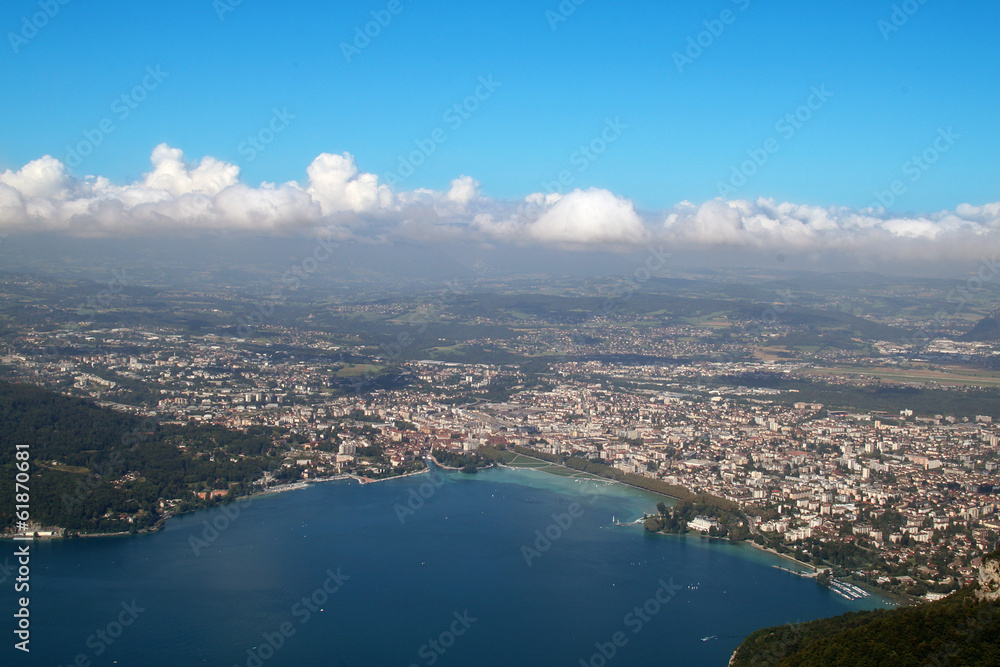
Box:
[828,579,868,600]
[700,636,717,642]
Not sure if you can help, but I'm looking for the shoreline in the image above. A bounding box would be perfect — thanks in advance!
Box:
[0,463,931,611]
[741,539,911,606]
[498,458,910,606]
[5,453,673,541]
[348,467,434,485]
[428,454,500,473]
[498,454,685,503]
[502,454,913,607]
[743,539,819,573]
[2,466,435,541]
[428,455,461,471]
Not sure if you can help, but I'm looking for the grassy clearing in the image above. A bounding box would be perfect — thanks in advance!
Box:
[43,463,90,474]
[807,365,1000,388]
[336,364,384,377]
[504,453,609,482]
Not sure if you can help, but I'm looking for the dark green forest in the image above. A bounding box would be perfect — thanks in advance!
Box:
[643,498,751,541]
[731,554,1000,667]
[0,381,283,534]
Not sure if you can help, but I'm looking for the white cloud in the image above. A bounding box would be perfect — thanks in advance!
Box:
[0,146,361,234]
[473,188,646,248]
[0,146,998,266]
[305,152,393,215]
[141,144,240,197]
[659,197,1000,254]
[0,155,73,200]
[446,175,480,206]
[528,188,647,245]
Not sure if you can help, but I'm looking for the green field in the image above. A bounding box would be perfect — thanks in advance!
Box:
[504,453,612,482]
[335,363,384,377]
[807,365,1000,388]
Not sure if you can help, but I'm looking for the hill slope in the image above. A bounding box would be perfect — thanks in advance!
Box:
[731,550,1000,666]
[960,315,1000,342]
[0,381,280,534]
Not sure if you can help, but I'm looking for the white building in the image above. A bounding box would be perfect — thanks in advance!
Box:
[689,516,719,532]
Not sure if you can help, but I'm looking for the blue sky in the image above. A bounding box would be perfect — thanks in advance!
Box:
[2,0,997,214]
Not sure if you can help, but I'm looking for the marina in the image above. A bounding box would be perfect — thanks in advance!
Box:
[829,579,870,600]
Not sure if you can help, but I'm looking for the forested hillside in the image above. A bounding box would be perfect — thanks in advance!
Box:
[0,381,284,534]
[731,550,1000,666]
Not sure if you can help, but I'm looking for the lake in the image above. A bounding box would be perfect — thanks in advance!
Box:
[12,466,891,666]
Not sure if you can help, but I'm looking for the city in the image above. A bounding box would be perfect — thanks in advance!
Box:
[3,269,998,605]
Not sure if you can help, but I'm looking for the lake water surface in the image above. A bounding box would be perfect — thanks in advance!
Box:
[13,466,892,666]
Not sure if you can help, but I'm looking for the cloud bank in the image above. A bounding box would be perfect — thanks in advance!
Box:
[1,145,998,263]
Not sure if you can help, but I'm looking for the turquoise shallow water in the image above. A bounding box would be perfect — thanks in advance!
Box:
[7,466,891,666]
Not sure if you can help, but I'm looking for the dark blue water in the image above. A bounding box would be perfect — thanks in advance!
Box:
[6,467,890,666]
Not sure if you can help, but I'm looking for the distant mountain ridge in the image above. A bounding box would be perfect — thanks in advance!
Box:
[960,314,1000,342]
